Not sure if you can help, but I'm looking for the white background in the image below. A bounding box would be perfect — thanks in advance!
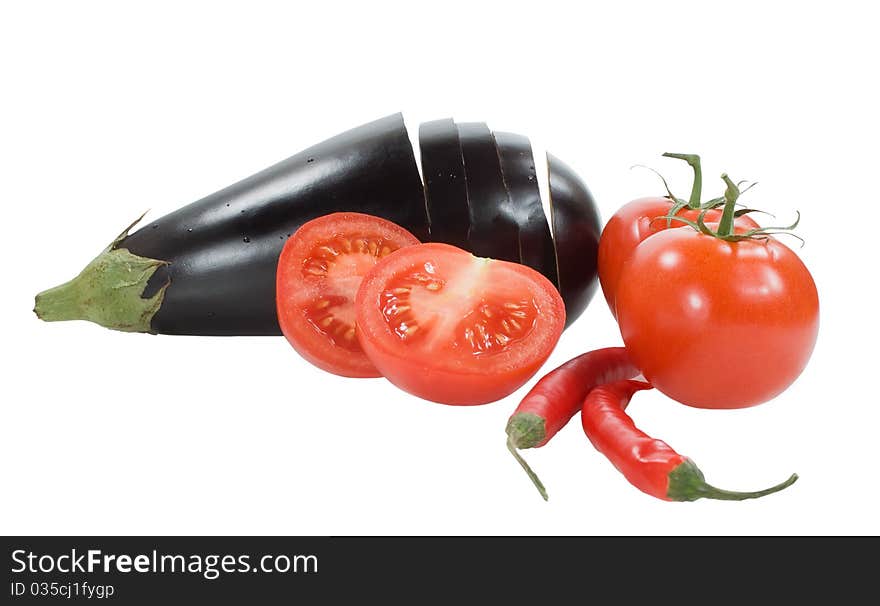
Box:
[2,1,877,535]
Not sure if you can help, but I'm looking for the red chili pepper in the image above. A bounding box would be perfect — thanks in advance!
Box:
[581,379,799,501]
[506,347,639,500]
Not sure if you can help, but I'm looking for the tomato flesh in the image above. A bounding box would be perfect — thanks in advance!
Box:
[378,259,537,355]
[356,243,566,405]
[276,213,420,377]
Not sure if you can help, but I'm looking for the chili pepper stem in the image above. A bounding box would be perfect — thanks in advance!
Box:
[506,412,546,450]
[667,459,798,502]
[506,436,548,501]
[695,474,799,501]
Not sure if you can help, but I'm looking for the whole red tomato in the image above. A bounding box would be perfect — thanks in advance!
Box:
[614,177,819,409]
[598,197,760,317]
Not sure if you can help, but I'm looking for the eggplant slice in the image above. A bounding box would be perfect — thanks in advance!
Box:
[456,122,520,263]
[493,131,558,289]
[36,114,428,336]
[419,119,470,249]
[547,153,602,327]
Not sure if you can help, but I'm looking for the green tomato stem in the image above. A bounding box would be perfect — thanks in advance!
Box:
[717,173,741,237]
[663,153,703,209]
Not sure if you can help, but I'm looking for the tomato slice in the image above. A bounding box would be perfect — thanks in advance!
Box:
[276,213,420,377]
[355,243,566,405]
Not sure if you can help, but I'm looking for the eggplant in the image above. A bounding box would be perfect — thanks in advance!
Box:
[456,122,520,263]
[35,114,602,336]
[493,131,558,289]
[34,113,428,335]
[547,153,602,327]
[418,119,470,249]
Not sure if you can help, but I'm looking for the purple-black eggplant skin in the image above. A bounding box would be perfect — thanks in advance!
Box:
[456,123,521,264]
[122,113,427,335]
[35,114,602,336]
[493,131,558,289]
[547,153,602,327]
[418,119,470,249]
